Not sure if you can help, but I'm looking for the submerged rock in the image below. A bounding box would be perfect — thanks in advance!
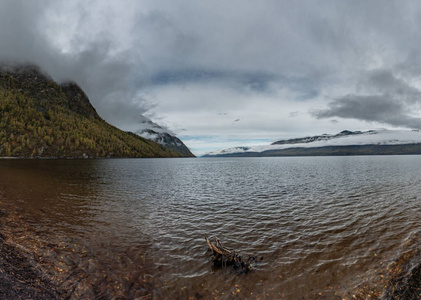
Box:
[382,250,421,300]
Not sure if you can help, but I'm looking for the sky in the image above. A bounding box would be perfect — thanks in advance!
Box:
[2,1,421,155]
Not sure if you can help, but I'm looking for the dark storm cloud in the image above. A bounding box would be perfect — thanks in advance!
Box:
[314,94,420,127]
[0,0,153,130]
[149,69,278,93]
[315,69,421,129]
[0,0,52,62]
[0,2,372,104]
[365,69,421,103]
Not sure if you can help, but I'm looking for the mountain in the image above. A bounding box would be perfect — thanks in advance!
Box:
[0,64,192,158]
[271,130,377,145]
[203,129,421,157]
[135,116,194,157]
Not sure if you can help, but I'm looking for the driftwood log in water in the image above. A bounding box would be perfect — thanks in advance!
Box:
[205,237,259,274]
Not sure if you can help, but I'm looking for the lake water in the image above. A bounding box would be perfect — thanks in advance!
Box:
[0,156,420,299]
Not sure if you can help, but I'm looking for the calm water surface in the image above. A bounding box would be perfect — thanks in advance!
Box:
[0,156,420,299]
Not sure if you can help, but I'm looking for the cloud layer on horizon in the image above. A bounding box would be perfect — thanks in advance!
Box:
[2,0,421,154]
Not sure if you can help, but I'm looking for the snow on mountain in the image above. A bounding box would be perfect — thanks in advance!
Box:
[135,115,175,135]
[205,129,421,156]
[135,116,194,157]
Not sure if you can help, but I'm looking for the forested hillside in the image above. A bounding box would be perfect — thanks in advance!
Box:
[0,65,185,158]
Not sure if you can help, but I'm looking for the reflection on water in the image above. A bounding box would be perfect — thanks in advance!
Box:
[0,156,420,299]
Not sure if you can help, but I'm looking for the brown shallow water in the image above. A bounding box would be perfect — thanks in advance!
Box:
[0,156,420,299]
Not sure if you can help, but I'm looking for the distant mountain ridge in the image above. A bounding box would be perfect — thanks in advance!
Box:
[0,63,194,158]
[204,129,421,157]
[271,130,376,145]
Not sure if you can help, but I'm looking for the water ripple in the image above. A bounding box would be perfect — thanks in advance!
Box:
[1,156,421,299]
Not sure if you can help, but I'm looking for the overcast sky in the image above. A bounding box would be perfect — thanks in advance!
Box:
[2,0,421,155]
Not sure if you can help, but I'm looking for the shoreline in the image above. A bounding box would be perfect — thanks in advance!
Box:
[0,156,195,160]
[0,231,59,299]
[0,206,59,299]
[0,201,155,300]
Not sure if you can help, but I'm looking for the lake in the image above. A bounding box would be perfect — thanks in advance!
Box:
[0,156,420,299]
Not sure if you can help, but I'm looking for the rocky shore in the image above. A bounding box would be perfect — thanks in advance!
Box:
[0,233,59,299]
[0,203,155,300]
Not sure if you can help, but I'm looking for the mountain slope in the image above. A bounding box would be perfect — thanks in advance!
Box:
[135,116,194,157]
[0,64,187,158]
[204,130,421,157]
